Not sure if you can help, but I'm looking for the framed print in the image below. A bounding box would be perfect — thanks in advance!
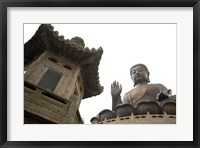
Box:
[1,0,200,148]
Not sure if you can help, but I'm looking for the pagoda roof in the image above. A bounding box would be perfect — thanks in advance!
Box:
[24,24,103,99]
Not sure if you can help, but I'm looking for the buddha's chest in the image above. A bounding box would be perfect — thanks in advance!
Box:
[130,85,148,101]
[130,84,160,103]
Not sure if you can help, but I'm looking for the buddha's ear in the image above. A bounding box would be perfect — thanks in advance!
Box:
[147,72,150,83]
[131,75,136,86]
[131,75,134,81]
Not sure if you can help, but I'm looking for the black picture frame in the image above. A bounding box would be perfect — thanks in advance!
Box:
[1,0,199,148]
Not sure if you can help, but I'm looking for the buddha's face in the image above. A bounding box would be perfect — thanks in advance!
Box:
[130,66,149,86]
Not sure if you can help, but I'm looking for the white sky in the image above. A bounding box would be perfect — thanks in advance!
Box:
[24,23,176,124]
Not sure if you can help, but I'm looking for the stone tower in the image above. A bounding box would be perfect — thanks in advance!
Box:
[24,24,103,124]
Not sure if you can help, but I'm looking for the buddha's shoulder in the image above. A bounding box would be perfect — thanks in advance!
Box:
[147,83,166,90]
[148,83,165,87]
[124,90,132,96]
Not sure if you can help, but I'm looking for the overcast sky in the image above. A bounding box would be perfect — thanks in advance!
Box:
[24,23,176,124]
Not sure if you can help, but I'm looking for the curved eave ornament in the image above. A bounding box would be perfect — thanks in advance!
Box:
[24,24,104,99]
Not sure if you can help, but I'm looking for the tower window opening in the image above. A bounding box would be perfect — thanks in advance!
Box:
[37,69,62,92]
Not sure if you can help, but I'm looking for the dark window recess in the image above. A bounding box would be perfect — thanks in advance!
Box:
[63,64,72,70]
[73,88,78,96]
[37,69,62,92]
[24,81,36,91]
[42,92,66,104]
[48,57,58,63]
